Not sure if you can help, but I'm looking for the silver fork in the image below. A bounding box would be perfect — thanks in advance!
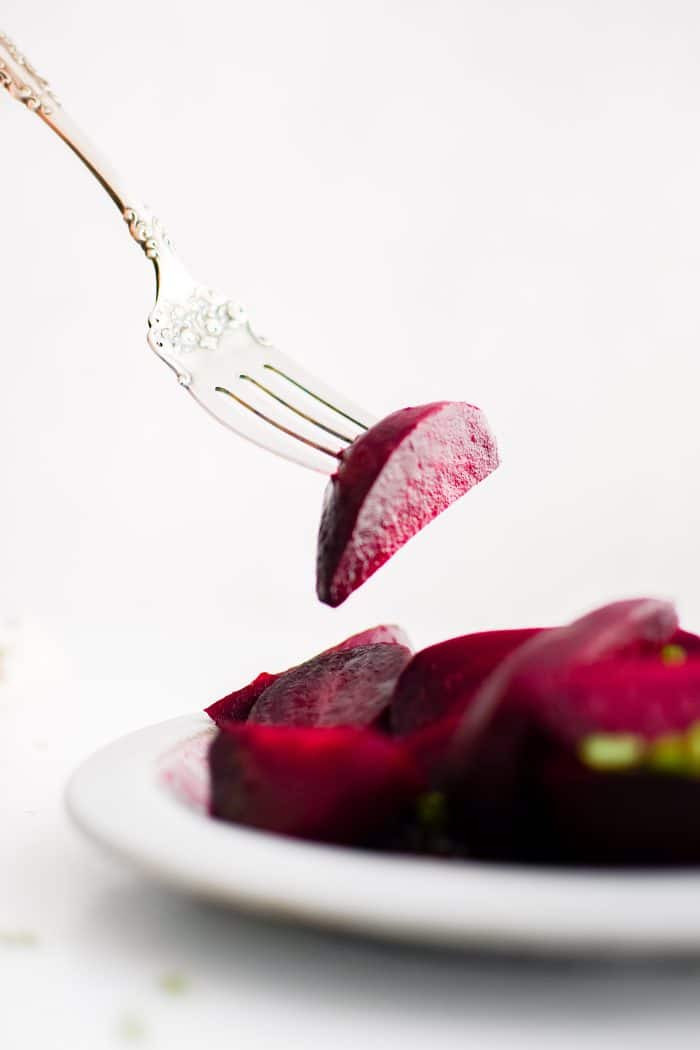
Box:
[0,31,375,473]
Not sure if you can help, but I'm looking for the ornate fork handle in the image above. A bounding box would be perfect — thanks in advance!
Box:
[0,30,59,114]
[1,30,374,474]
[0,30,179,287]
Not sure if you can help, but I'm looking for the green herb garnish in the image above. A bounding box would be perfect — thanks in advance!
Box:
[415,790,447,831]
[660,644,687,666]
[579,734,645,771]
[580,721,700,778]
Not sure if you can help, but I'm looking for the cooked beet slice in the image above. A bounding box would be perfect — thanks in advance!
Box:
[447,598,679,772]
[666,628,700,655]
[531,748,700,865]
[536,657,700,742]
[205,672,277,727]
[205,624,411,727]
[391,628,543,735]
[440,599,680,860]
[248,643,411,728]
[209,722,423,844]
[316,402,499,607]
[403,714,462,781]
[331,624,413,653]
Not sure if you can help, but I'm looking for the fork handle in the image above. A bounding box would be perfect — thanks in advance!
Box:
[0,30,178,288]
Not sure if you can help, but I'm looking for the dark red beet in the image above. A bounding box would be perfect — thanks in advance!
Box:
[403,714,461,781]
[316,402,499,607]
[668,628,700,654]
[205,672,277,727]
[447,599,679,774]
[248,643,411,728]
[331,624,413,652]
[209,722,423,844]
[441,599,679,860]
[536,657,700,743]
[481,623,700,865]
[391,628,543,735]
[205,625,411,728]
[531,748,700,865]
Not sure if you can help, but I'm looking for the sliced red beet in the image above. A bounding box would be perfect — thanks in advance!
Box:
[439,599,680,860]
[447,598,679,773]
[535,656,700,742]
[403,713,462,781]
[209,722,423,844]
[248,643,411,728]
[484,624,700,865]
[316,402,499,607]
[668,628,700,654]
[330,624,413,652]
[391,628,543,735]
[205,624,411,727]
[530,748,700,865]
[205,672,277,727]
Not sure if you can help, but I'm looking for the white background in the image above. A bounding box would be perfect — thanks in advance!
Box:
[3,1,700,1047]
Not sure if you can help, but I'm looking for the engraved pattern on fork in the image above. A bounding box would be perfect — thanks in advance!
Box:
[0,32,59,115]
[149,290,248,355]
[123,206,175,262]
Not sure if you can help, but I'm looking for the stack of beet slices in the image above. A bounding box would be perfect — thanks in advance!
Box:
[206,599,700,865]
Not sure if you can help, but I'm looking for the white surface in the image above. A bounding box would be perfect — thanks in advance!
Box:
[4,0,700,1046]
[66,712,700,954]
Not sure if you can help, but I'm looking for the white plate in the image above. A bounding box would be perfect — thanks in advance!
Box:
[66,713,700,955]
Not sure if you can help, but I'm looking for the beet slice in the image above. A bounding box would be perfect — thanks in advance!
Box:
[316,402,499,607]
[331,624,413,652]
[530,748,700,865]
[439,599,679,860]
[447,598,679,772]
[391,628,543,735]
[536,657,700,742]
[205,672,277,727]
[403,713,462,781]
[672,628,700,654]
[248,643,411,728]
[205,624,411,727]
[209,722,423,844]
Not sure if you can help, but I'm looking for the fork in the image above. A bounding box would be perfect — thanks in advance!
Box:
[0,31,375,473]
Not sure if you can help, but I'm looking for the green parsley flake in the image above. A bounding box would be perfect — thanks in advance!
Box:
[580,722,700,779]
[660,644,687,666]
[416,790,447,830]
[579,733,645,771]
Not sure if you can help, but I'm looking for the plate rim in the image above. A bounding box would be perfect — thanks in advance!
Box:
[65,712,700,955]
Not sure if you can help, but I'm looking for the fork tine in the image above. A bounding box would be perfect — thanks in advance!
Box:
[262,364,370,432]
[258,344,375,438]
[148,285,376,473]
[239,374,355,444]
[215,386,343,461]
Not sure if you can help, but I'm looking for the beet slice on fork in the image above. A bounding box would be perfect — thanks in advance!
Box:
[316,402,499,607]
